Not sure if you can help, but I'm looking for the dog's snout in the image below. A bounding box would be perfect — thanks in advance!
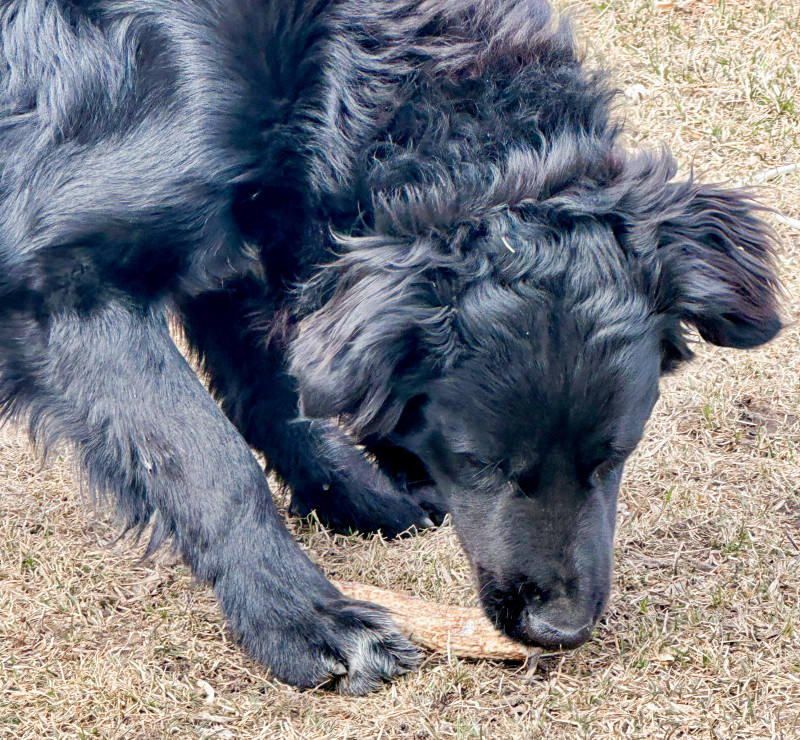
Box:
[522,596,596,650]
[517,567,596,649]
[475,558,604,651]
[521,562,576,601]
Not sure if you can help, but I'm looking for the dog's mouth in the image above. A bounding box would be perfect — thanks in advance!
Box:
[473,565,531,641]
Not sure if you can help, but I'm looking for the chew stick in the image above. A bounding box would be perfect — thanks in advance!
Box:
[334,580,540,662]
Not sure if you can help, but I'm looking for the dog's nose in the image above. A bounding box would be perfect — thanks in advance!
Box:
[518,562,596,646]
[475,560,607,651]
[522,596,595,650]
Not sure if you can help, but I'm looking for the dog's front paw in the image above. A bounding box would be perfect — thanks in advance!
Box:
[321,598,422,695]
[250,596,422,695]
[368,443,450,527]
[290,464,437,538]
[407,482,449,527]
[290,476,435,537]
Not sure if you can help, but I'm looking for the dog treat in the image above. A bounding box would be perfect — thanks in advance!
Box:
[334,580,540,662]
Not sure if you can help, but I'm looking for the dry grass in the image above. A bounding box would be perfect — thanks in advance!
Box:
[2,1,799,737]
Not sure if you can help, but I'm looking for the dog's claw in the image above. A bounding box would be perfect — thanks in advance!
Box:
[332,662,348,676]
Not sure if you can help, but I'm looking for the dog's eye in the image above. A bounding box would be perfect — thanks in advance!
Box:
[590,460,614,482]
[586,448,627,485]
[454,450,479,465]
[454,452,508,485]
[578,458,605,486]
[451,451,488,473]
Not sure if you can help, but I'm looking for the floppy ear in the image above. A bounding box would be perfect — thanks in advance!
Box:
[655,181,783,349]
[289,241,452,438]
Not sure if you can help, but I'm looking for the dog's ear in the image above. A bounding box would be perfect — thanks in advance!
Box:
[289,246,450,438]
[654,181,782,350]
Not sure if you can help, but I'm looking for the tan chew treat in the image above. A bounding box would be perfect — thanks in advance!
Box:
[334,580,540,662]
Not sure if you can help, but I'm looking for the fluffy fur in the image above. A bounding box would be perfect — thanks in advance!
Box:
[0,0,782,693]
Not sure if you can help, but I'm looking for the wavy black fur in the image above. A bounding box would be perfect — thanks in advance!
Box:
[0,0,782,692]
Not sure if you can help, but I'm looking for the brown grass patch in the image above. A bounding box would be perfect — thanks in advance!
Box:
[2,1,799,737]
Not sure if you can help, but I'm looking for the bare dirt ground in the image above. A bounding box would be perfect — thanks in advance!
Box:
[1,1,799,738]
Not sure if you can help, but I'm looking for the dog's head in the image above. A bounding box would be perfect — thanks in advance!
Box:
[289,146,781,649]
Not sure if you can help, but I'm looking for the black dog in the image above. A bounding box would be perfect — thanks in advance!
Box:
[0,0,781,694]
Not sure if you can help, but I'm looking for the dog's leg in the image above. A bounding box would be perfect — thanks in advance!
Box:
[0,303,419,694]
[365,441,450,527]
[180,284,437,537]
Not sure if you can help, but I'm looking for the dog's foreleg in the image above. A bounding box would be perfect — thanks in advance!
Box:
[180,284,435,537]
[0,301,418,694]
